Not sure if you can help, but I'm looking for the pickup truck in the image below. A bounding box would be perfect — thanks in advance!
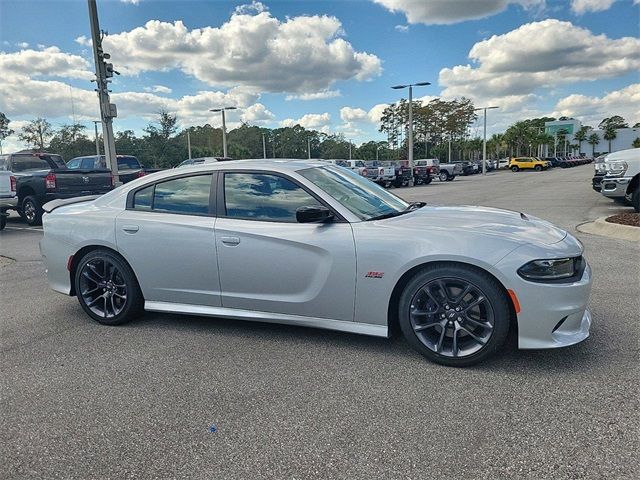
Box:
[591,155,607,192]
[364,161,396,187]
[600,148,640,212]
[381,161,412,187]
[331,159,369,177]
[437,162,463,181]
[0,158,17,230]
[413,159,438,184]
[67,155,160,184]
[3,152,113,226]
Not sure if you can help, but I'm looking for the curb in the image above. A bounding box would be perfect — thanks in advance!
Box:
[576,216,640,242]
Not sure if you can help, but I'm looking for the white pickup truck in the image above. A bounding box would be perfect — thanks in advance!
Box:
[0,156,18,230]
[600,148,640,212]
[364,161,396,187]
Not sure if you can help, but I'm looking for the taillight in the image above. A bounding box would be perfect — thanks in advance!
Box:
[10,175,16,192]
[136,171,146,178]
[379,167,384,175]
[362,168,368,176]
[45,172,56,191]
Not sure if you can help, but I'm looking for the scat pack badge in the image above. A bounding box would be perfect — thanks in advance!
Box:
[365,271,384,279]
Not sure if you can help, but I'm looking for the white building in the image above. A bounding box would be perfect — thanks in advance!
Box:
[544,119,639,156]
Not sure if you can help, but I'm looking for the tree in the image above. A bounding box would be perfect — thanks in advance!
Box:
[603,125,617,152]
[632,137,640,148]
[18,118,53,151]
[598,116,628,130]
[0,112,14,154]
[574,126,590,155]
[633,122,640,128]
[587,133,600,156]
[48,124,95,160]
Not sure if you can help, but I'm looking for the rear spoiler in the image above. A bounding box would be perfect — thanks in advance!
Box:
[42,195,100,213]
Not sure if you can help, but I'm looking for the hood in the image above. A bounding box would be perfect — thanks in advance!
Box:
[384,205,567,246]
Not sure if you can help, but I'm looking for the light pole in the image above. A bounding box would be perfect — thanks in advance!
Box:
[348,141,352,160]
[209,106,237,158]
[474,106,498,175]
[391,81,430,184]
[376,145,384,161]
[92,120,101,155]
[307,137,311,159]
[262,132,267,159]
[187,129,192,159]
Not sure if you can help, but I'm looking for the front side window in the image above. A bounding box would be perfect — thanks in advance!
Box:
[80,158,97,169]
[299,166,409,221]
[132,174,212,215]
[224,172,321,222]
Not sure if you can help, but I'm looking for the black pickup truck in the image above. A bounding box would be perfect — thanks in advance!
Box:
[5,152,113,226]
[67,155,160,184]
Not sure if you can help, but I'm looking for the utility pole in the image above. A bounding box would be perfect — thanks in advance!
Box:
[307,137,311,159]
[187,130,191,159]
[474,106,498,175]
[88,0,119,184]
[262,133,266,159]
[448,136,452,163]
[348,141,352,160]
[209,107,236,158]
[92,120,101,155]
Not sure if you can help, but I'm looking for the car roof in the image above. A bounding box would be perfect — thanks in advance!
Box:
[175,158,329,172]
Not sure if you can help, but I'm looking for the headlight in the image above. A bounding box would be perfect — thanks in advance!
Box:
[605,161,628,176]
[518,257,581,281]
[595,163,606,174]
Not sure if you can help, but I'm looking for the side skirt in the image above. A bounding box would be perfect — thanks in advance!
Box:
[144,301,389,338]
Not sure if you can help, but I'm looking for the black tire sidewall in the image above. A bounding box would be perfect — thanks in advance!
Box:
[632,187,639,213]
[74,250,143,325]
[0,213,5,230]
[535,165,542,171]
[511,166,518,172]
[397,264,511,367]
[23,196,42,226]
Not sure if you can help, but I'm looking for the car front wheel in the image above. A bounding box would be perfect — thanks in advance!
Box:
[439,172,449,181]
[0,211,6,231]
[632,186,639,213]
[534,165,542,171]
[511,166,519,172]
[74,249,144,325]
[398,264,511,367]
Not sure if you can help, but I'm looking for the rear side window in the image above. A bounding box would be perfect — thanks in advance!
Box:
[11,155,50,172]
[80,158,96,169]
[132,174,212,215]
[67,158,82,169]
[0,155,8,171]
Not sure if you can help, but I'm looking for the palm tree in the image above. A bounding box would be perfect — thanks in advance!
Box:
[588,133,600,156]
[603,125,617,153]
[574,126,589,155]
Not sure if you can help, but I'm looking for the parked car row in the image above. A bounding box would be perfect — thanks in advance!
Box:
[593,148,640,212]
[543,156,593,168]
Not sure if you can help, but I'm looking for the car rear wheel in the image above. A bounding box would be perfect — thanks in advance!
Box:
[398,264,511,367]
[632,186,639,213]
[424,177,432,185]
[74,249,144,325]
[22,196,42,226]
[534,165,542,171]
[511,166,519,172]
[0,211,6,231]
[439,172,449,181]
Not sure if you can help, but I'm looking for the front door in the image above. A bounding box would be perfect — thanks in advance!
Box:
[215,171,356,321]
[115,173,221,307]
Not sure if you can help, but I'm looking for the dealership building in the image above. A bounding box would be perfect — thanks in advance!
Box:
[544,119,639,156]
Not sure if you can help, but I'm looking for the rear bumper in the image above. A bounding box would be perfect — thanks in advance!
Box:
[0,195,18,209]
[601,176,631,198]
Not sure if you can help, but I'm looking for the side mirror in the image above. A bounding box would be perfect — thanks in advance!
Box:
[296,205,334,223]
[139,163,145,168]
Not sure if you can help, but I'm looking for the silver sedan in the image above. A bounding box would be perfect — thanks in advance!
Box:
[40,160,592,366]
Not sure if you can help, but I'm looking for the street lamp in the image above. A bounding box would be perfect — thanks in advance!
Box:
[261,132,267,159]
[376,144,384,161]
[391,81,430,185]
[209,106,237,158]
[92,120,101,155]
[474,106,499,175]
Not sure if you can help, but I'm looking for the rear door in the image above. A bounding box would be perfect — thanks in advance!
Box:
[115,172,221,307]
[214,171,356,321]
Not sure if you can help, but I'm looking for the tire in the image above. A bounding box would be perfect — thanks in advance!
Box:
[22,196,42,226]
[0,211,6,231]
[439,172,449,182]
[424,177,432,185]
[511,166,519,172]
[447,176,455,181]
[632,186,639,213]
[74,249,144,326]
[534,165,542,171]
[612,197,631,206]
[398,263,511,367]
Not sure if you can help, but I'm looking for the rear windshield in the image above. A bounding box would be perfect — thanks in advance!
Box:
[11,155,52,172]
[117,156,140,170]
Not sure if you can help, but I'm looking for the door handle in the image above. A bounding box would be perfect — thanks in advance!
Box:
[221,236,240,246]
[122,225,139,234]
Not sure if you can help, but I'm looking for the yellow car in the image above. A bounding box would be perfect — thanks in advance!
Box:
[509,157,549,172]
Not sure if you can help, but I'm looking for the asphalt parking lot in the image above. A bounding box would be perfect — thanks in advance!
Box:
[1,165,638,479]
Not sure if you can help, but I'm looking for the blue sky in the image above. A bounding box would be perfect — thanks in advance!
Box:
[1,0,638,151]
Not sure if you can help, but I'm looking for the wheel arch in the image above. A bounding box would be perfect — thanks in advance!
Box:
[386,260,518,338]
[69,244,138,297]
[17,185,36,201]
[626,173,639,195]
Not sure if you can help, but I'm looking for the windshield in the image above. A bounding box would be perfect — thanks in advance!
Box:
[298,166,409,221]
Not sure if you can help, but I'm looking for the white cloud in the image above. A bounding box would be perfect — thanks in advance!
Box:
[553,83,640,126]
[394,24,409,33]
[101,10,381,94]
[340,103,394,125]
[285,90,341,101]
[280,113,331,129]
[571,0,616,14]
[0,47,93,80]
[16,42,29,48]
[143,85,173,94]
[75,35,91,47]
[234,1,267,15]
[439,19,640,109]
[240,103,275,124]
[120,0,140,5]
[373,0,544,25]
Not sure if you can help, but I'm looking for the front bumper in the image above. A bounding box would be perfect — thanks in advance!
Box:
[0,195,18,210]
[601,176,631,198]
[495,238,592,350]
[592,175,603,192]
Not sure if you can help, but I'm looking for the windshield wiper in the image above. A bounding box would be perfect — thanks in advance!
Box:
[367,202,426,221]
